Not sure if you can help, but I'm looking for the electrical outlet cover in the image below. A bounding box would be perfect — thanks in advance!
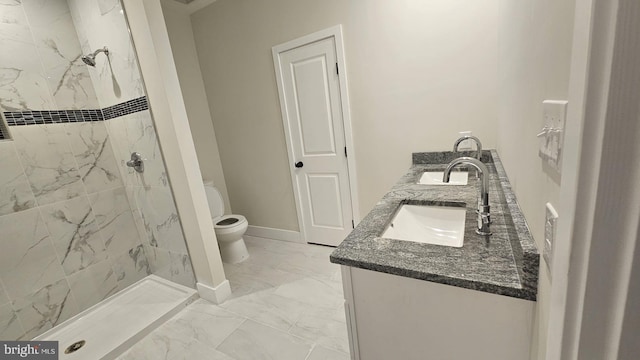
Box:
[543,203,559,275]
[457,131,473,151]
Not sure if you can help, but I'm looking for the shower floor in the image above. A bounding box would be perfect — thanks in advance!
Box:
[35,275,197,360]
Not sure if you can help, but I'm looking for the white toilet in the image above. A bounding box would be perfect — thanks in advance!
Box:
[204,181,249,263]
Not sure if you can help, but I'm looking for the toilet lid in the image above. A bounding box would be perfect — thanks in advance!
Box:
[204,185,225,219]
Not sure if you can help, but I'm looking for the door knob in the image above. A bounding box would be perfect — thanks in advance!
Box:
[295,161,304,168]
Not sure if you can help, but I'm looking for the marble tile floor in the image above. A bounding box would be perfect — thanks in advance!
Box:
[117,236,350,360]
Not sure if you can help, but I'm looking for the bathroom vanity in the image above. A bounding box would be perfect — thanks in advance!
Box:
[330,150,539,360]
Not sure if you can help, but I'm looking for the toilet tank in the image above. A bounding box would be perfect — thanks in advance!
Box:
[203,181,225,219]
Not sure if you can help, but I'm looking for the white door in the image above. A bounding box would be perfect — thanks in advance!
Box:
[275,36,354,246]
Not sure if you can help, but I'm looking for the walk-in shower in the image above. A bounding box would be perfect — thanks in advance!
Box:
[81,46,109,67]
[0,0,196,355]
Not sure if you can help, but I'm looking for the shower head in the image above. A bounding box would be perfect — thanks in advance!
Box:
[81,55,96,67]
[81,47,109,67]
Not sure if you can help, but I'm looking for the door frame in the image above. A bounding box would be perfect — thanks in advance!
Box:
[272,25,360,243]
[546,0,640,358]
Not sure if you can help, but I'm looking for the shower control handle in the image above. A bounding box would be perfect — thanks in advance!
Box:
[126,152,145,173]
[295,161,304,168]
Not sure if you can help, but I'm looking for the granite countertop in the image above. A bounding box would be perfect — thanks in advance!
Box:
[330,150,539,301]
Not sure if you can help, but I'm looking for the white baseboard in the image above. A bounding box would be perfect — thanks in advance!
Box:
[245,225,303,243]
[197,280,231,305]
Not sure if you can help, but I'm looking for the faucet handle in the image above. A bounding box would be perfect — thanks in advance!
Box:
[475,209,492,235]
[126,152,145,173]
[482,211,491,225]
[476,207,491,222]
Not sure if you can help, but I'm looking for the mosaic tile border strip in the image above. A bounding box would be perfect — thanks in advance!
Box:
[2,96,148,127]
[0,117,9,140]
[102,96,149,120]
[3,109,104,126]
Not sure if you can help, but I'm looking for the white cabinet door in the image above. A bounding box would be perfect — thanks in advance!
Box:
[343,267,535,360]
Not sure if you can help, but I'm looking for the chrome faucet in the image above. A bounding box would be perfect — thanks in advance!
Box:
[443,157,491,236]
[453,135,483,160]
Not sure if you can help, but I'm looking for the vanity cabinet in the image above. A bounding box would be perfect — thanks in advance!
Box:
[330,151,539,360]
[341,266,535,360]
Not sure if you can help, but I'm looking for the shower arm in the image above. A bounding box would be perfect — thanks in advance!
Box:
[92,47,109,57]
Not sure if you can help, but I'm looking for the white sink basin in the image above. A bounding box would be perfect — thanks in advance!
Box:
[418,171,468,185]
[381,204,466,247]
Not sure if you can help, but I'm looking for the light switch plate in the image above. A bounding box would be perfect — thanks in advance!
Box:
[539,100,568,173]
[544,202,559,275]
[457,131,473,151]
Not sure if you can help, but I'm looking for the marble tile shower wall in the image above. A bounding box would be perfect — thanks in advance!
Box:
[105,109,196,289]
[66,0,196,289]
[0,0,98,112]
[0,0,195,341]
[0,121,150,341]
[68,0,146,108]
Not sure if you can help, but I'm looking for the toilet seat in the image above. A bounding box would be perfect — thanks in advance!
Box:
[213,214,247,229]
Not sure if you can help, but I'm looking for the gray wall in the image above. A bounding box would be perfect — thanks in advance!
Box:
[190,0,499,231]
[161,1,231,214]
[496,0,576,358]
